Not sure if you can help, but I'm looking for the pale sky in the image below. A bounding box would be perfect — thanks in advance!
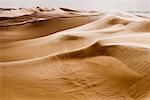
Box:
[0,0,149,11]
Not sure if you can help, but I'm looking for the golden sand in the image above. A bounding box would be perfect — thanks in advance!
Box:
[0,8,150,100]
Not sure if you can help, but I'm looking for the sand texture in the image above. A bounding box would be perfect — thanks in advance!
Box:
[0,8,150,100]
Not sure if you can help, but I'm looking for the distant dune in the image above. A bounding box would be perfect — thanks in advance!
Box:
[0,7,150,100]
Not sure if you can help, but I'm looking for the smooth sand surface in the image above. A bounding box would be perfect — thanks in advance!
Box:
[0,8,150,100]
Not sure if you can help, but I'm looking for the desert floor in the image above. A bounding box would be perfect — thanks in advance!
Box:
[0,8,150,100]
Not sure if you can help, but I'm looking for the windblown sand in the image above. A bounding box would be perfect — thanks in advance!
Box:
[0,8,150,100]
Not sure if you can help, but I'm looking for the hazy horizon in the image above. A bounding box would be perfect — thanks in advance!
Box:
[0,0,149,11]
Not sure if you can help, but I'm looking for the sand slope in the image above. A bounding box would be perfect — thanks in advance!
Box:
[0,8,150,100]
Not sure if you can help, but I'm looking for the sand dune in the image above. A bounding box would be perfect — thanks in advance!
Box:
[0,8,150,100]
[0,8,101,42]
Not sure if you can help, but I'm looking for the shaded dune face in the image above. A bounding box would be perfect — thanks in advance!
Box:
[0,8,150,100]
[127,20,150,32]
[0,8,101,42]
